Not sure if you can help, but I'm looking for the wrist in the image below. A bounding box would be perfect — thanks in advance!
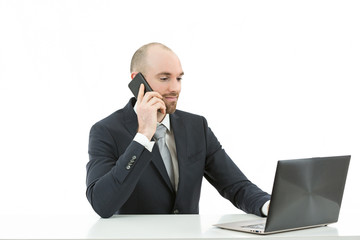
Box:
[137,128,154,141]
[134,133,155,152]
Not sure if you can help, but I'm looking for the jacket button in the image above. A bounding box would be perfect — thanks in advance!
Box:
[131,156,137,160]
[173,209,179,214]
[126,165,131,170]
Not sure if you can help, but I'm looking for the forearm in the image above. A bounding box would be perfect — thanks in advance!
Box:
[205,149,270,216]
[86,140,152,218]
[203,117,270,216]
[233,180,271,216]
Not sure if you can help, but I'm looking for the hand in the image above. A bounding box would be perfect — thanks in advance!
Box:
[136,84,166,140]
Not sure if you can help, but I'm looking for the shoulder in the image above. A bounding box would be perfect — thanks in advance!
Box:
[95,108,124,127]
[172,109,206,122]
[171,109,210,129]
[91,98,135,132]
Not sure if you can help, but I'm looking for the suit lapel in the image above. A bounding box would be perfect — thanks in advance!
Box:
[170,112,188,191]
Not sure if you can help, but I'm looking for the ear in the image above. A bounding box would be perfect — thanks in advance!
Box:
[131,72,138,80]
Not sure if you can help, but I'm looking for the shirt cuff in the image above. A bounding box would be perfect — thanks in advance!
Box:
[133,133,155,152]
[261,200,270,216]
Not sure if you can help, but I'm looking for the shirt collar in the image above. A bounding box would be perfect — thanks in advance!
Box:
[134,102,171,131]
[159,114,170,131]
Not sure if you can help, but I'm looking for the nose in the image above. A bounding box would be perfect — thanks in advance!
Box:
[168,77,181,93]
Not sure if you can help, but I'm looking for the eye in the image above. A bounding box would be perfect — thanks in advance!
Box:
[177,77,182,81]
[160,77,168,81]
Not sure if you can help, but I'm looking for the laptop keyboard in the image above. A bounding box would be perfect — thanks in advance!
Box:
[242,223,265,230]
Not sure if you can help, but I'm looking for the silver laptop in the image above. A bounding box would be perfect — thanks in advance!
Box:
[214,155,351,235]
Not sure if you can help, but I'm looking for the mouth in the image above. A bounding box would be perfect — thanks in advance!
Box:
[163,94,178,102]
[164,96,178,102]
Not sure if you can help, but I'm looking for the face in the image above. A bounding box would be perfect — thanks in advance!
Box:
[134,46,183,114]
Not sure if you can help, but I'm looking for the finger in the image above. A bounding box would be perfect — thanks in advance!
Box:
[147,96,166,111]
[137,84,145,102]
[159,104,166,115]
[156,99,167,114]
[142,91,163,102]
[154,102,166,114]
[148,95,165,107]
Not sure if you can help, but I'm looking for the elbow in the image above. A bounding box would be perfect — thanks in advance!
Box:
[97,209,114,219]
[86,186,115,219]
[89,198,116,219]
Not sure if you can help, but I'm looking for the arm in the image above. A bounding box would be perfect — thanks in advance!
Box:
[86,123,153,218]
[202,118,271,216]
[86,84,166,218]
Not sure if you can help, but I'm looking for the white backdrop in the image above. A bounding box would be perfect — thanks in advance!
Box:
[0,0,359,220]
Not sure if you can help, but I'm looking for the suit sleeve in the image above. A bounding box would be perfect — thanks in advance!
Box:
[86,122,152,218]
[202,117,271,216]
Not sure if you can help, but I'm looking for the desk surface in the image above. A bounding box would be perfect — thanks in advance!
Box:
[0,214,358,239]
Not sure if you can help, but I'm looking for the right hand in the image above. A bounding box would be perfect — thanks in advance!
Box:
[136,84,166,140]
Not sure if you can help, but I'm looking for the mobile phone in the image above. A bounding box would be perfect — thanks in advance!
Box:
[128,73,153,99]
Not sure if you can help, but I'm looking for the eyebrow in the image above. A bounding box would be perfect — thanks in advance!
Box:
[156,72,184,77]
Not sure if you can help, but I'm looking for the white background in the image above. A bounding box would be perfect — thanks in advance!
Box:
[0,0,359,221]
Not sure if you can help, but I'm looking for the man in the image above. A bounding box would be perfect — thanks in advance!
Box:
[86,42,270,218]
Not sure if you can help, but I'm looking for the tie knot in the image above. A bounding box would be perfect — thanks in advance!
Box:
[154,124,167,140]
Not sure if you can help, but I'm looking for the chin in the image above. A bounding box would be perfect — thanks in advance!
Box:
[166,102,177,114]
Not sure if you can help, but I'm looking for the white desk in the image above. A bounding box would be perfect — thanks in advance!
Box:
[0,214,358,239]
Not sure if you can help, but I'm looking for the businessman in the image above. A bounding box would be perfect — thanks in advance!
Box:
[86,42,271,218]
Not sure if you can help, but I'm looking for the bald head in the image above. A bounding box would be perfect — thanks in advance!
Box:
[130,42,183,114]
[130,42,174,74]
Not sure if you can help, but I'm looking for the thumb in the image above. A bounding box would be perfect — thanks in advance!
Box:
[137,84,145,101]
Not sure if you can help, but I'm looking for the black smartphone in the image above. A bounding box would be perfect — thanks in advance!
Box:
[128,73,153,99]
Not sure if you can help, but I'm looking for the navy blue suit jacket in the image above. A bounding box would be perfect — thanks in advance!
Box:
[86,98,270,218]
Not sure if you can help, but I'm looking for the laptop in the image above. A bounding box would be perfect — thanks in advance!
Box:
[214,155,351,235]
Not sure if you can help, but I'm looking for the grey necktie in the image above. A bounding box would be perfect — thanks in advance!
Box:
[154,124,175,188]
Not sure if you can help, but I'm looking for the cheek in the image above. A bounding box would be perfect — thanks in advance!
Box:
[147,80,163,93]
[152,83,169,95]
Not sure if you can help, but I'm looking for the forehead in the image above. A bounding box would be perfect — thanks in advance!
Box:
[145,47,183,76]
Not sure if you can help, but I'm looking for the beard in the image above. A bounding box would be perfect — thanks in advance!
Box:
[163,92,179,114]
[165,101,177,114]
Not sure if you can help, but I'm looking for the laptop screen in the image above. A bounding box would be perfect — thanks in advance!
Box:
[265,155,350,232]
